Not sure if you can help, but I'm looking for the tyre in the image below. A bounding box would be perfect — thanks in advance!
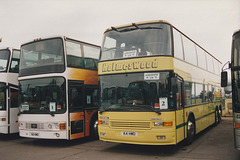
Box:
[185,117,195,145]
[214,109,219,126]
[90,118,99,139]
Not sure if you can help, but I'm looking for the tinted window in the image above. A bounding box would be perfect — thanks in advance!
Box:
[0,49,10,72]
[10,50,20,73]
[196,46,207,70]
[206,54,214,72]
[182,36,197,65]
[20,38,64,76]
[173,29,184,60]
[0,83,6,110]
[101,23,172,60]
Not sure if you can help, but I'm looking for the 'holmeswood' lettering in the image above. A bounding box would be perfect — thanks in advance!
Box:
[102,59,158,72]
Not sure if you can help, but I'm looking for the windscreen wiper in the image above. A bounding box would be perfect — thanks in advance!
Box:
[99,105,124,114]
[99,105,116,114]
[134,105,161,115]
[40,106,55,117]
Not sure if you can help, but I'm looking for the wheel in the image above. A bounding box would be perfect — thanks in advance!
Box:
[214,109,219,126]
[90,118,99,139]
[185,118,195,145]
[218,106,222,122]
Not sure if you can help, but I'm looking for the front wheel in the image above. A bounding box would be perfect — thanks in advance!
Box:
[185,118,195,145]
[90,119,99,140]
[214,109,220,126]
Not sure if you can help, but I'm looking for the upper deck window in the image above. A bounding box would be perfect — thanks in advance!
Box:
[0,49,10,72]
[0,83,6,110]
[232,34,240,67]
[100,23,172,61]
[9,49,20,73]
[66,40,100,70]
[20,38,64,76]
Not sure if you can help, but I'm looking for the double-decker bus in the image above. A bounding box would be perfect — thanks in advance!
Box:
[98,20,224,145]
[0,47,20,134]
[18,36,100,140]
[222,30,240,150]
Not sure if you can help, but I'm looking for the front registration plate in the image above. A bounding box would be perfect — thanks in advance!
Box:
[30,132,39,136]
[121,131,138,136]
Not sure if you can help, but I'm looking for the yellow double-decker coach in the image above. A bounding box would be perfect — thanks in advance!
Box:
[98,20,224,145]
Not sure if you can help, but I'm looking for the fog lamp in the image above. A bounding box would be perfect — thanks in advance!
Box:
[157,136,166,140]
[100,132,106,137]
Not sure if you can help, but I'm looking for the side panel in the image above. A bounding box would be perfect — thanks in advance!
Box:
[70,112,85,139]
[84,109,97,137]
[68,81,85,140]
[99,112,177,145]
[176,110,185,143]
[234,113,240,150]
[18,114,68,139]
[0,111,8,134]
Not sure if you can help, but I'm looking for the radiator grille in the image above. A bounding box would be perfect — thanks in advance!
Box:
[26,123,44,129]
[110,121,150,129]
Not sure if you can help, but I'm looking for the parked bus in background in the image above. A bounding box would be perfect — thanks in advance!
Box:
[0,47,20,134]
[18,36,100,140]
[98,20,224,145]
[222,30,240,150]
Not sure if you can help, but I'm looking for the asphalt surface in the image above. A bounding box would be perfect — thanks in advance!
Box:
[0,117,239,160]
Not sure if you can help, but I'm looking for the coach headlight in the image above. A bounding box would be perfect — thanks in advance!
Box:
[98,120,109,125]
[19,122,25,129]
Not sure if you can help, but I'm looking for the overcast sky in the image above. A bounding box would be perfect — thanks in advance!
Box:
[0,0,239,63]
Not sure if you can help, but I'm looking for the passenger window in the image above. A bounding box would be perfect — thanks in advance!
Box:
[83,45,100,70]
[213,59,220,75]
[9,50,20,73]
[196,46,207,70]
[195,84,203,104]
[182,36,197,66]
[206,54,214,73]
[184,82,195,106]
[85,85,98,108]
[85,58,97,70]
[173,29,184,60]
[66,41,84,68]
[208,85,214,102]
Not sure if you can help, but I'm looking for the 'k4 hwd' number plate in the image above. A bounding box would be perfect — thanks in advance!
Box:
[121,131,138,136]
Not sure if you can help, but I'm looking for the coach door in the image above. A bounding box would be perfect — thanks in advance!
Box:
[175,77,185,143]
[68,80,85,140]
[9,86,19,134]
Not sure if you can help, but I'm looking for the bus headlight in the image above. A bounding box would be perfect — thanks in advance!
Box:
[154,122,164,126]
[48,124,53,129]
[98,120,109,125]
[154,122,173,127]
[47,122,66,130]
[19,122,25,129]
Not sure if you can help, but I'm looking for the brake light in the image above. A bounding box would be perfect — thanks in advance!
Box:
[1,118,6,121]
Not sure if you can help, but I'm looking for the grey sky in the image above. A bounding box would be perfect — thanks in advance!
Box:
[0,0,239,63]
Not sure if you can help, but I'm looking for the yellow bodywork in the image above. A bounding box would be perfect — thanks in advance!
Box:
[98,56,221,145]
[98,20,222,145]
[99,111,177,145]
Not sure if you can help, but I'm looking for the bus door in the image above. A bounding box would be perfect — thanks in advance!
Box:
[68,80,85,140]
[8,86,19,133]
[175,77,185,143]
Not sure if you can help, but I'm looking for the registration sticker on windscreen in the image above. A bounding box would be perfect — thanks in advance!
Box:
[121,131,138,136]
[144,73,160,80]
[123,50,137,58]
